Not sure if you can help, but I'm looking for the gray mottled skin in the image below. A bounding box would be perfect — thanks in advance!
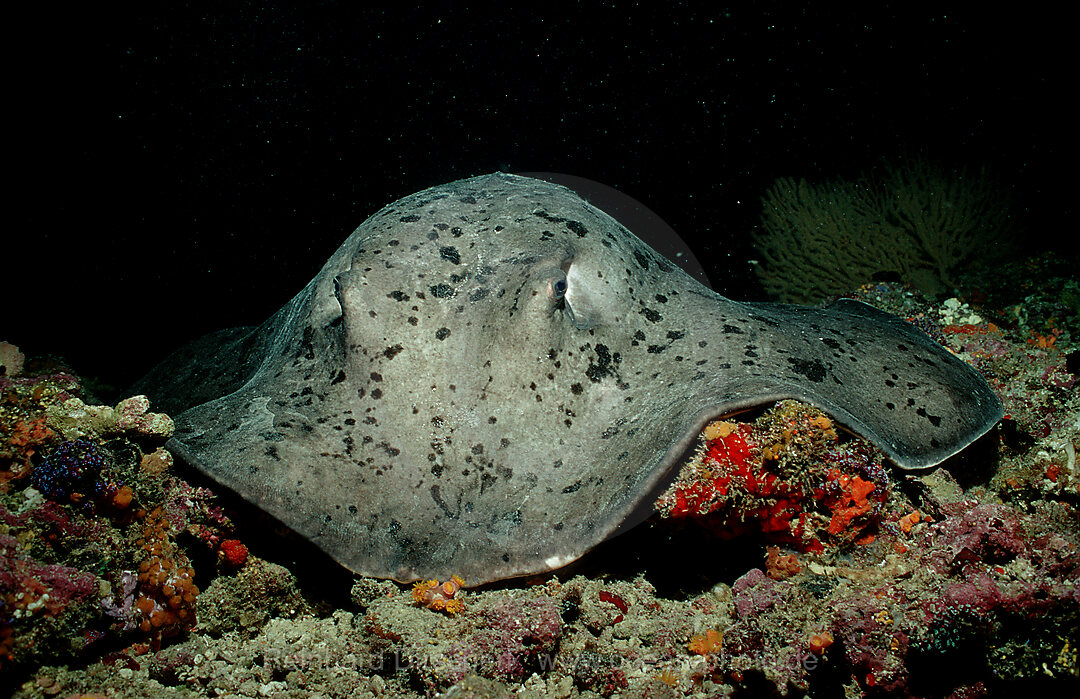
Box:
[134,173,1002,584]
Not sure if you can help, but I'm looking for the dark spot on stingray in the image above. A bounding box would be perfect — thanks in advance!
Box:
[723,324,744,334]
[399,214,421,222]
[451,226,463,237]
[566,220,587,237]
[388,290,410,302]
[330,370,346,385]
[370,372,383,382]
[562,480,582,494]
[435,327,451,340]
[300,326,315,360]
[787,357,827,383]
[667,330,685,340]
[468,288,489,302]
[371,388,383,399]
[745,349,758,358]
[647,345,666,354]
[431,485,458,519]
[408,316,419,326]
[383,345,404,359]
[916,408,943,426]
[570,382,583,395]
[633,250,650,270]
[430,284,454,298]
[655,294,668,303]
[344,418,356,426]
[585,344,616,383]
[440,246,461,264]
[639,307,662,323]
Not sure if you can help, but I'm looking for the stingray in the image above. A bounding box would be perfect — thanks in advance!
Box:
[134,173,1002,584]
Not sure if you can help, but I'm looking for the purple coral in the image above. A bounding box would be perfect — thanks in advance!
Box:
[31,438,109,502]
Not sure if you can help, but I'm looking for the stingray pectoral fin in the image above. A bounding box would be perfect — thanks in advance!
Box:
[132,297,301,416]
[741,298,1003,469]
[129,326,260,416]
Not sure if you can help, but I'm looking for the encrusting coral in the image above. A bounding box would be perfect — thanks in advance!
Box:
[655,400,888,551]
[0,346,245,673]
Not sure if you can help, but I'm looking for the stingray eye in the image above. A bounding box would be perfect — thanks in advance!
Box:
[552,277,568,300]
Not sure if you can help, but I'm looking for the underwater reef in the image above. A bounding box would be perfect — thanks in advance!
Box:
[1,253,1078,698]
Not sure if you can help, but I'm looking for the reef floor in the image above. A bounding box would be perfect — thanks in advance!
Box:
[2,256,1078,698]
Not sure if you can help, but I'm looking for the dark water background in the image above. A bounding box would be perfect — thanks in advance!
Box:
[8,4,1072,390]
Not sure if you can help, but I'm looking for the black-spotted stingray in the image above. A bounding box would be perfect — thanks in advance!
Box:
[134,173,1002,584]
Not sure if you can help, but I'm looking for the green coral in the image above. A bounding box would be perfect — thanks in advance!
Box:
[753,159,1018,304]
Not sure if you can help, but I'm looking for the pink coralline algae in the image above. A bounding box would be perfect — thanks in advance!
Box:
[732,568,787,618]
[444,597,562,683]
[917,501,1080,621]
[0,534,99,615]
[710,492,1080,696]
[922,502,1028,576]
